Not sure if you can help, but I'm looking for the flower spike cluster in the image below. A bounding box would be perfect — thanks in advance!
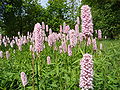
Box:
[21,72,28,87]
[81,5,93,37]
[34,23,44,53]
[79,54,94,89]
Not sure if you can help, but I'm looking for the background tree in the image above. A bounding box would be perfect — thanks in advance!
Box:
[46,0,69,31]
[0,0,46,36]
[81,0,120,39]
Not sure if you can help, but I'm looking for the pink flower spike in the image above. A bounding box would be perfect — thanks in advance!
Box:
[46,25,49,32]
[0,51,3,58]
[68,45,72,56]
[92,38,97,51]
[100,43,102,50]
[81,5,93,37]
[79,54,93,89]
[98,30,102,40]
[6,51,10,60]
[34,23,44,53]
[77,17,80,25]
[21,72,28,87]
[60,25,62,33]
[47,56,51,64]
[42,22,45,30]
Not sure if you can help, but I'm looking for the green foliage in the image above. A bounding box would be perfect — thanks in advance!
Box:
[0,0,46,36]
[0,40,120,89]
[46,0,69,31]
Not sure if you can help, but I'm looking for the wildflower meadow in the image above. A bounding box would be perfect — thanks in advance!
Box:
[0,1,120,90]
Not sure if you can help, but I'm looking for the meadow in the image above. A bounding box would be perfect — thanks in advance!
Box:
[0,37,120,90]
[0,3,120,90]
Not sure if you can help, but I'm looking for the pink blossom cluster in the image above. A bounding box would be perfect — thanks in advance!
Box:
[6,51,10,60]
[79,54,93,89]
[61,40,67,53]
[92,38,97,51]
[81,5,93,37]
[98,30,102,40]
[60,25,62,33]
[21,72,28,87]
[100,43,102,50]
[16,39,23,51]
[47,56,51,64]
[87,37,91,46]
[46,25,49,32]
[0,51,3,58]
[68,44,72,56]
[75,24,79,37]
[48,32,58,47]
[69,30,78,47]
[34,23,44,53]
[78,33,84,43]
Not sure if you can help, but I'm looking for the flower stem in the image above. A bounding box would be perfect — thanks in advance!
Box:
[32,57,35,90]
[36,56,39,90]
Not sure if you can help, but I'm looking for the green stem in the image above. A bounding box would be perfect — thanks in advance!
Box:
[36,56,39,90]
[24,86,25,90]
[32,57,35,90]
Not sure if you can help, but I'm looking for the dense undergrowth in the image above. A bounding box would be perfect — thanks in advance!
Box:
[0,40,120,90]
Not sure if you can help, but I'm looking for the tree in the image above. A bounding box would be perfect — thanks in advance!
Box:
[81,0,120,39]
[0,0,46,36]
[46,0,69,31]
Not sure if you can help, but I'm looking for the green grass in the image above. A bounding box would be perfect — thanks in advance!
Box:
[0,39,120,90]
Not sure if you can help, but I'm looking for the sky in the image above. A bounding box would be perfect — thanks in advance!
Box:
[40,0,81,7]
[40,0,48,7]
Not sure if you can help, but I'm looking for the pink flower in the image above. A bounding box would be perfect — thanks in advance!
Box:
[81,5,93,37]
[87,37,91,46]
[18,32,20,36]
[49,28,52,35]
[0,34,2,40]
[47,56,51,64]
[63,22,66,33]
[34,23,44,53]
[59,45,63,53]
[92,38,97,51]
[45,37,48,42]
[16,39,22,51]
[69,30,77,47]
[77,17,80,25]
[0,51,3,58]
[75,24,79,37]
[98,30,102,40]
[34,23,41,30]
[54,45,57,51]
[42,22,45,30]
[100,43,102,50]
[61,40,67,53]
[21,72,28,87]
[0,40,2,46]
[48,33,57,47]
[46,25,49,32]
[68,45,72,56]
[10,42,13,48]
[105,36,107,39]
[79,54,93,89]
[60,25,62,33]
[6,51,10,60]
[30,45,32,51]
[64,25,70,33]
[78,33,84,42]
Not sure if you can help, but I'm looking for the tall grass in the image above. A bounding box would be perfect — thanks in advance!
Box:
[0,40,120,89]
